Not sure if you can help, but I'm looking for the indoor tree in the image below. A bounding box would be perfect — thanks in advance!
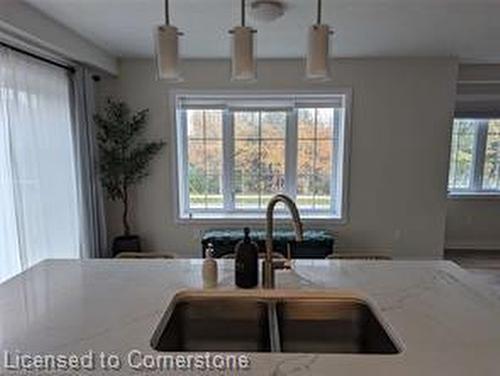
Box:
[94,99,165,241]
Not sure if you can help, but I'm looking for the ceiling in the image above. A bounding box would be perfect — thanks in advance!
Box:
[24,0,500,62]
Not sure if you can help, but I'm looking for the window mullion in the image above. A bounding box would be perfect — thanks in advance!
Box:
[331,109,341,216]
[472,121,488,191]
[313,108,318,210]
[180,109,190,217]
[258,112,262,208]
[223,109,235,211]
[285,109,298,199]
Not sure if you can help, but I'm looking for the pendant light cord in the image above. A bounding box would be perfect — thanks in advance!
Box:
[317,0,322,25]
[241,0,246,27]
[165,0,170,25]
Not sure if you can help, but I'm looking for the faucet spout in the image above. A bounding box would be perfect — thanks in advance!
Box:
[263,194,303,289]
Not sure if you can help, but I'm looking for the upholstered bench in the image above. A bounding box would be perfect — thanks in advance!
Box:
[201,229,334,259]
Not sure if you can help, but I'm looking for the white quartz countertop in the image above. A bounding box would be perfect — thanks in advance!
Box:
[0,259,500,375]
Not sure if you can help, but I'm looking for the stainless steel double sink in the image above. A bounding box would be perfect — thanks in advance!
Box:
[151,290,400,354]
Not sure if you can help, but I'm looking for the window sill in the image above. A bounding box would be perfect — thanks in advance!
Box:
[177,212,346,225]
[448,192,500,200]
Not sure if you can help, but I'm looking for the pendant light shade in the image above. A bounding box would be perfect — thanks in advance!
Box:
[155,0,183,81]
[231,26,256,81]
[306,0,332,81]
[306,25,331,80]
[155,25,182,81]
[230,0,256,82]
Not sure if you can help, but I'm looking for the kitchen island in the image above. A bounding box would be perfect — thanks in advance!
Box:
[0,259,499,375]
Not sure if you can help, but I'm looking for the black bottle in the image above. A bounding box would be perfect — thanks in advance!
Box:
[234,228,258,288]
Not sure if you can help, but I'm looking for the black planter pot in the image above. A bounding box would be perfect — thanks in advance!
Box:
[112,235,141,257]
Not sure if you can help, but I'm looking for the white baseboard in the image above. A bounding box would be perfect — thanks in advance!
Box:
[445,244,500,252]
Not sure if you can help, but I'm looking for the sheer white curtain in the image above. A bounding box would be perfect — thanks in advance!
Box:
[0,47,80,283]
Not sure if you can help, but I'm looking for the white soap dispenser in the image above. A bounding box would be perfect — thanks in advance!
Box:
[202,243,218,288]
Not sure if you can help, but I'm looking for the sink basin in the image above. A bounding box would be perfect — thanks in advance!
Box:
[277,299,399,354]
[151,296,271,352]
[151,290,400,354]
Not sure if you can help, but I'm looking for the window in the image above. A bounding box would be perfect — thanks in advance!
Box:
[174,92,350,220]
[448,118,500,195]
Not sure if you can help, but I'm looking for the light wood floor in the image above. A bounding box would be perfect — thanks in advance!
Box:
[445,250,500,289]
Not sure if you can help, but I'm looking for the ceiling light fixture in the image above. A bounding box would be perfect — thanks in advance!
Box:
[155,0,183,81]
[250,0,285,23]
[230,0,257,82]
[306,0,333,81]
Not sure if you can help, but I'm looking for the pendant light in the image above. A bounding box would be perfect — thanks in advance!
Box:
[230,0,257,82]
[155,0,183,81]
[306,0,333,81]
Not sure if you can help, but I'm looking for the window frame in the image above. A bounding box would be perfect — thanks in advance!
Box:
[448,117,500,198]
[170,89,353,223]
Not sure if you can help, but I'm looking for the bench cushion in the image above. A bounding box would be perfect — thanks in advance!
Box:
[201,229,334,259]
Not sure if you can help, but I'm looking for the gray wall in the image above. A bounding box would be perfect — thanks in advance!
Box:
[446,199,500,250]
[97,58,458,258]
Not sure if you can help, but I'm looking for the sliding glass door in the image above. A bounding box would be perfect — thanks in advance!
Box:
[0,47,80,283]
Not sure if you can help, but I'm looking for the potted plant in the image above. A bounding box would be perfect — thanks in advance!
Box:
[94,98,165,256]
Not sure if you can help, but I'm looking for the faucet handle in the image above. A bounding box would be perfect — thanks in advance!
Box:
[269,245,293,271]
[283,242,293,270]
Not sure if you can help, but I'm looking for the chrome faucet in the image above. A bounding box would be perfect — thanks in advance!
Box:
[262,194,304,289]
